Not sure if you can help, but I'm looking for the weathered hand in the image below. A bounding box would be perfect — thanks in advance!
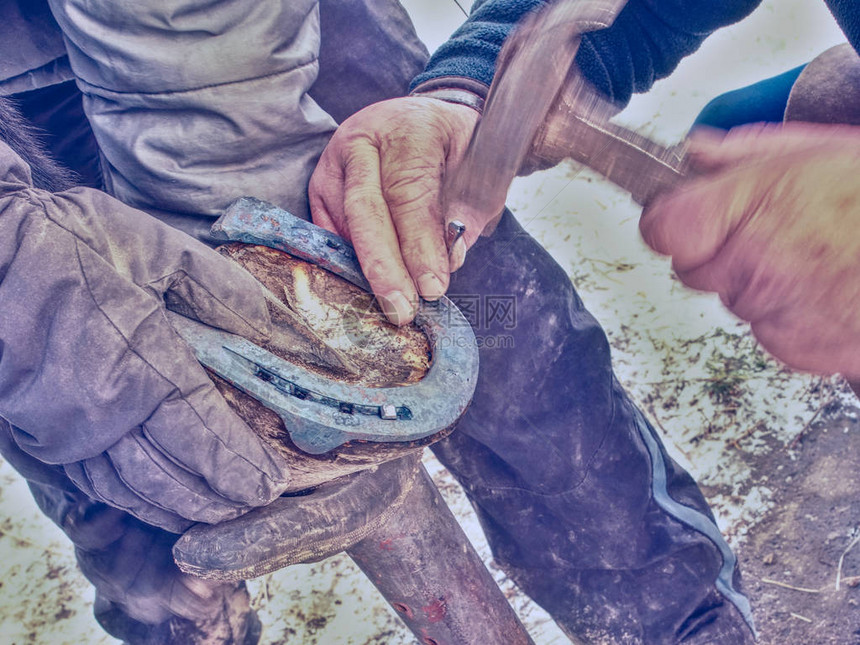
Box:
[309,97,479,325]
[640,122,860,378]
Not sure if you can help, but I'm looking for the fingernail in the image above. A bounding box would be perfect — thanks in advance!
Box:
[378,291,415,326]
[417,272,445,301]
[449,238,467,272]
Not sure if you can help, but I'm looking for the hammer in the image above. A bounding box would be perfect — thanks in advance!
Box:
[446,0,691,229]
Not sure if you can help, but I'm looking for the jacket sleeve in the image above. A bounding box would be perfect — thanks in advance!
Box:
[411,0,763,105]
[46,0,337,223]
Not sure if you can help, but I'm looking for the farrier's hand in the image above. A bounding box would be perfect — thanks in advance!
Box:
[0,140,291,533]
[640,122,860,378]
[309,97,480,325]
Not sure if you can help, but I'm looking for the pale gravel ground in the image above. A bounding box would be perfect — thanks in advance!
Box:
[0,1,852,644]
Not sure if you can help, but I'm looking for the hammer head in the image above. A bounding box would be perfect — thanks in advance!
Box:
[445,0,627,227]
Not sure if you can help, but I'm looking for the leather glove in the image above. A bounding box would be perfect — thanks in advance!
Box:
[640,122,860,379]
[0,140,290,532]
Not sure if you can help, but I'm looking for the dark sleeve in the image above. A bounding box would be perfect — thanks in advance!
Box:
[411,0,763,105]
[410,0,547,94]
[825,0,860,54]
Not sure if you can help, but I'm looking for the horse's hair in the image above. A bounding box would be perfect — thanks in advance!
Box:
[0,95,77,192]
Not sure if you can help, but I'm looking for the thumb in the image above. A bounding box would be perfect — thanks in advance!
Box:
[159,249,272,344]
[687,122,860,172]
[639,171,751,275]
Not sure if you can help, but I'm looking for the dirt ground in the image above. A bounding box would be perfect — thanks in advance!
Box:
[718,406,860,645]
